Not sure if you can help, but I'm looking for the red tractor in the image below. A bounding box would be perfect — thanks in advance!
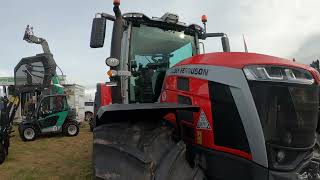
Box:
[90,83,112,131]
[90,1,320,179]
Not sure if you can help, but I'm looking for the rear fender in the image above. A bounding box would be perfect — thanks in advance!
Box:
[95,103,199,127]
[19,120,41,133]
[62,119,79,128]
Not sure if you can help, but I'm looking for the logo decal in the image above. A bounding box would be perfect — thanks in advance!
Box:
[197,110,211,130]
[170,67,209,77]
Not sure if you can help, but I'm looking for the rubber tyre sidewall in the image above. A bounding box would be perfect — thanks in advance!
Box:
[64,122,79,136]
[19,125,37,142]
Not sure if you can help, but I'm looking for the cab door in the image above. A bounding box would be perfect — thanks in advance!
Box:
[37,96,69,133]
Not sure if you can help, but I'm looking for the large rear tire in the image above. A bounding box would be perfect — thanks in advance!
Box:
[93,122,206,180]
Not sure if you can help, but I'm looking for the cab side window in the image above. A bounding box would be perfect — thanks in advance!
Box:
[38,96,67,118]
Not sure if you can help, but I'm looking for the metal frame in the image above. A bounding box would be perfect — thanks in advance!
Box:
[14,53,57,95]
[23,25,51,54]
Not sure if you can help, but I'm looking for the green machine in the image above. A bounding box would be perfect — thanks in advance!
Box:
[1,26,80,164]
[17,25,79,141]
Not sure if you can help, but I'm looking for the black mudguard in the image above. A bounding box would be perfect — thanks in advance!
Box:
[18,120,40,135]
[95,103,199,127]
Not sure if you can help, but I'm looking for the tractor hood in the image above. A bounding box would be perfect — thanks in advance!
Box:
[166,52,320,173]
[176,52,320,84]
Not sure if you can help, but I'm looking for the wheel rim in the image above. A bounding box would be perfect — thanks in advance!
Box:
[67,125,77,135]
[24,128,35,140]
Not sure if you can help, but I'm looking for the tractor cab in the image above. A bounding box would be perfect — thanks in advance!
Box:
[37,95,68,120]
[127,20,198,103]
[90,4,230,104]
[30,95,69,132]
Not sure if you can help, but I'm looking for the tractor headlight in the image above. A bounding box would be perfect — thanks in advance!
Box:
[276,150,286,163]
[243,65,314,85]
[105,57,120,67]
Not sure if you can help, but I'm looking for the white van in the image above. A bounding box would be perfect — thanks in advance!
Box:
[84,101,94,121]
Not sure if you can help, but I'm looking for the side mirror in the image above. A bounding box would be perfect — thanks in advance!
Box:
[90,17,107,48]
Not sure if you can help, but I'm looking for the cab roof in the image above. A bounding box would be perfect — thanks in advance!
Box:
[123,12,204,36]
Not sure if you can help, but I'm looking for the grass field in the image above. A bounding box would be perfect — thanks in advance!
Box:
[0,123,92,180]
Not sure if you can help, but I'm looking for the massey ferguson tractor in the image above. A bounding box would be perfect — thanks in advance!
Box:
[90,1,320,179]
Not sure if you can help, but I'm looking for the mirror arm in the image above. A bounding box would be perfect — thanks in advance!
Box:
[199,42,205,54]
[99,13,116,21]
[204,33,227,39]
[201,32,231,52]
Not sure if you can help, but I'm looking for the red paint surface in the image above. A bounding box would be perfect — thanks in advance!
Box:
[100,84,112,106]
[161,76,252,160]
[176,52,320,84]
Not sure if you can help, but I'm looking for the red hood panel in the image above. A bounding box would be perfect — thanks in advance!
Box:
[176,52,320,84]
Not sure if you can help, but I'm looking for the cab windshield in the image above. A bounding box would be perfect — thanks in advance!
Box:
[129,25,196,103]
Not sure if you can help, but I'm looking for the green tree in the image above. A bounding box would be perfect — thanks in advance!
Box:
[310,59,320,72]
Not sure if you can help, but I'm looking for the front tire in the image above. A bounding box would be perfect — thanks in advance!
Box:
[19,125,37,142]
[63,121,79,136]
[93,122,206,180]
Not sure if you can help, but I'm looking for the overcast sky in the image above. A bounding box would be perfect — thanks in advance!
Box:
[1,0,319,93]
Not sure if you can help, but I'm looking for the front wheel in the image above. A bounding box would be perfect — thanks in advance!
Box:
[93,122,206,180]
[63,121,79,136]
[19,125,37,142]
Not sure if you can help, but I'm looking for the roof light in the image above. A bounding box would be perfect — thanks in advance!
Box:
[243,65,315,85]
[201,15,207,23]
[161,13,179,24]
[123,13,144,18]
[113,0,120,5]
